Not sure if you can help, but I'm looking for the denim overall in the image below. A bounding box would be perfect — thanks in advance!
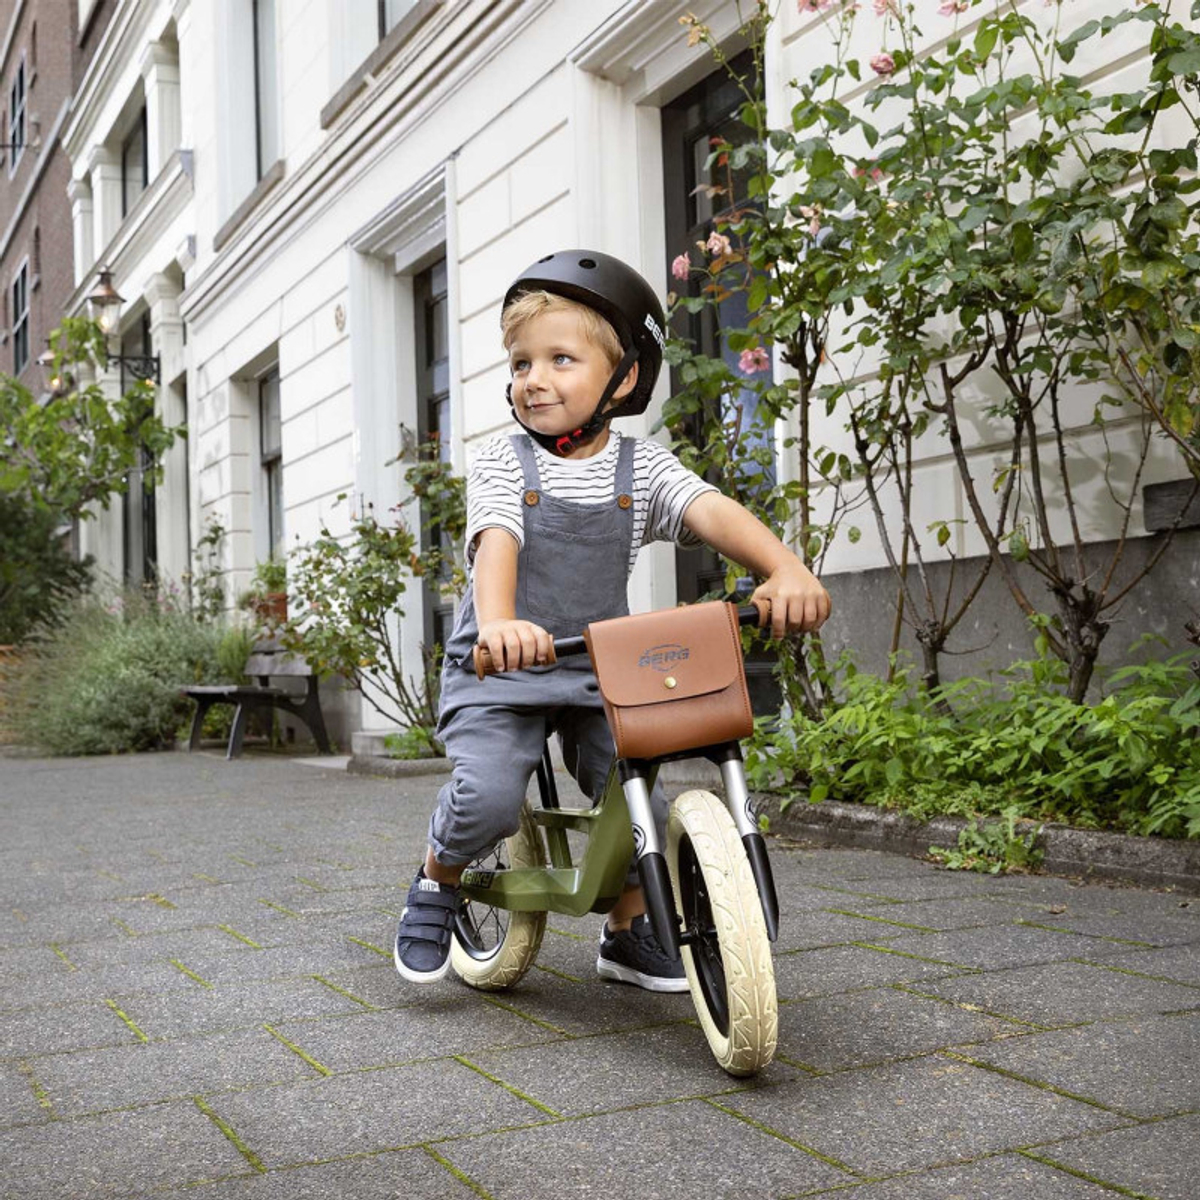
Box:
[429,434,666,869]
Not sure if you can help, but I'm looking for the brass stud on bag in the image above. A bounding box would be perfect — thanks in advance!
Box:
[664,676,677,689]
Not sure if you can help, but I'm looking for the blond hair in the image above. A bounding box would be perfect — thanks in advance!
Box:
[501,291,623,368]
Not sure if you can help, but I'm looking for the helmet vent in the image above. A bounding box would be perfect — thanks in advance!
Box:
[578,257,597,269]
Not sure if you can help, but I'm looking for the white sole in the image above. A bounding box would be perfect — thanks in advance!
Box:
[596,955,689,993]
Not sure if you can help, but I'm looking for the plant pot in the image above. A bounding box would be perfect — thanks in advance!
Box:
[252,593,288,624]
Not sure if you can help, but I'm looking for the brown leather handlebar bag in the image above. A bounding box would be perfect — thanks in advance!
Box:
[583,601,754,760]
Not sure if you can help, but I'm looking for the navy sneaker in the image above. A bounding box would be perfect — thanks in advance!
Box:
[597,914,688,993]
[394,869,460,983]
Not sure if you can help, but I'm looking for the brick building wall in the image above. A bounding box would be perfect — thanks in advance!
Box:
[0,0,75,389]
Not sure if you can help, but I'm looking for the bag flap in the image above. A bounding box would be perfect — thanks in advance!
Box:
[584,602,744,707]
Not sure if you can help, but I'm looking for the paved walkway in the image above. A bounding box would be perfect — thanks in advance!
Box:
[1,751,1198,1200]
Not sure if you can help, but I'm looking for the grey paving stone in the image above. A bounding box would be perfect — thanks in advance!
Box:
[112,977,372,1040]
[775,908,913,952]
[1024,909,1200,948]
[467,1022,789,1117]
[267,997,557,1071]
[814,873,1007,902]
[64,925,260,969]
[32,1026,320,1116]
[778,986,1023,1071]
[1,1001,138,1058]
[315,964,410,1010]
[1095,943,1200,987]
[166,940,389,987]
[205,1059,548,1167]
[813,1152,1119,1198]
[0,1062,50,1128]
[441,1096,849,1199]
[1,945,77,978]
[864,895,1059,931]
[1031,1112,1200,1200]
[130,1148,480,1200]
[0,960,205,1010]
[721,1057,1129,1175]
[922,960,1200,1025]
[960,1011,1200,1118]
[774,942,971,1001]
[881,924,1117,971]
[0,1098,251,1196]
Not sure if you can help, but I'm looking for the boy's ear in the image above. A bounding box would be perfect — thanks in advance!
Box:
[612,359,639,401]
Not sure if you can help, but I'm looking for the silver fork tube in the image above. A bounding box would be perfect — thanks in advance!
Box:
[621,775,660,860]
[719,757,758,838]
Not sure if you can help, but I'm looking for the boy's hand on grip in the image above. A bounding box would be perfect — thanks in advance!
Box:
[474,618,555,679]
[752,562,832,640]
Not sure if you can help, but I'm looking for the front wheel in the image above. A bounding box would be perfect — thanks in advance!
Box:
[668,789,777,1076]
[451,800,548,991]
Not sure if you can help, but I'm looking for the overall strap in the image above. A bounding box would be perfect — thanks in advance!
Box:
[509,434,541,491]
[613,433,636,499]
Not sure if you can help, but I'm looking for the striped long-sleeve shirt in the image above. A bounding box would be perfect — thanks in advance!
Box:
[464,432,717,578]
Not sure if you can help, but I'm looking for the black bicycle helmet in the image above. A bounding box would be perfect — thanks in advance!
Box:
[502,249,667,454]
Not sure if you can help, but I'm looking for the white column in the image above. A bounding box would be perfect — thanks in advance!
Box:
[88,146,122,256]
[140,42,181,180]
[144,272,189,588]
[68,176,93,286]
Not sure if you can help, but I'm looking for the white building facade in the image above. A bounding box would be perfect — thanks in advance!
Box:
[59,0,1196,743]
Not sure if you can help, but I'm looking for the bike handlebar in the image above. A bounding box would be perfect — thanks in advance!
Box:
[473,603,764,680]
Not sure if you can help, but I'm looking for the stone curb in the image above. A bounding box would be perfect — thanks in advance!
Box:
[347,753,452,779]
[760,795,1200,894]
[347,752,1200,894]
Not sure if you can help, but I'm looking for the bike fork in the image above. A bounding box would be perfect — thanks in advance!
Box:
[710,745,780,941]
[619,762,682,960]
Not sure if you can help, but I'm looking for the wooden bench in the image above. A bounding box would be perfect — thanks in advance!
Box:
[182,640,333,759]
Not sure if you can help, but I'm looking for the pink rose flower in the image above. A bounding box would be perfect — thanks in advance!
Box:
[738,346,771,374]
[798,0,833,11]
[872,0,896,14]
[870,52,896,75]
[938,0,967,13]
[706,231,732,257]
[671,253,691,281]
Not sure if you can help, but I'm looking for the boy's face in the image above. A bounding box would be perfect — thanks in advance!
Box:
[507,308,637,444]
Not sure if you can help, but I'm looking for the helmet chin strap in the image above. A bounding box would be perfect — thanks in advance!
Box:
[507,346,640,457]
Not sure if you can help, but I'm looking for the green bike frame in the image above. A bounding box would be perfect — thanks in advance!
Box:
[459,757,658,918]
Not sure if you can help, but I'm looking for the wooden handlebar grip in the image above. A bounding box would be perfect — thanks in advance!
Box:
[473,643,495,681]
[472,641,558,680]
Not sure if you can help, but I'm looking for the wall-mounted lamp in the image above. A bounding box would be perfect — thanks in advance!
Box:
[86,266,161,383]
[37,340,73,397]
[0,119,42,155]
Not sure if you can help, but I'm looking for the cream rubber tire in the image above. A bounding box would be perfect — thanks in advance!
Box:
[451,800,547,991]
[668,788,777,1076]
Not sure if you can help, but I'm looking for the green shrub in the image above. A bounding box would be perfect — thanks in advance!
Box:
[8,590,227,755]
[747,650,1200,840]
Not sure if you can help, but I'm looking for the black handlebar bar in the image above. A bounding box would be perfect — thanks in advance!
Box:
[473,603,762,679]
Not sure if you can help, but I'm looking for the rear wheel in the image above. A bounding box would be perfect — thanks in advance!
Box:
[668,788,776,1076]
[451,800,547,991]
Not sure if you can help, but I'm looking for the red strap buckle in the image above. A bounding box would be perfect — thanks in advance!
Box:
[555,428,585,455]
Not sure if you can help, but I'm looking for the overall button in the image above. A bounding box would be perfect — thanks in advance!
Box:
[524,490,540,506]
[617,494,633,510]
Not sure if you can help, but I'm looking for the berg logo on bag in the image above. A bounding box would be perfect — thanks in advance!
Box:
[638,643,689,671]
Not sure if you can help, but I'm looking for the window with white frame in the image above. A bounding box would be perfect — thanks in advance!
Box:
[8,57,26,173]
[259,367,284,558]
[379,0,418,37]
[121,107,148,217]
[11,262,29,374]
[252,0,279,178]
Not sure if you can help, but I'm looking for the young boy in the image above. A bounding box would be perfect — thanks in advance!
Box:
[394,249,831,988]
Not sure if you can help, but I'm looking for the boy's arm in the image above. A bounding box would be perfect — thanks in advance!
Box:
[473,527,554,671]
[681,491,831,638]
